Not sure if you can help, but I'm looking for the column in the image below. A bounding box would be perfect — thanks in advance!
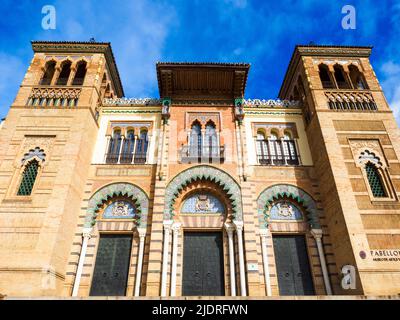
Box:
[131,134,138,164]
[311,229,332,295]
[170,222,181,296]
[145,133,152,164]
[160,220,173,296]
[224,223,236,296]
[104,135,111,163]
[234,221,247,296]
[67,66,77,86]
[72,228,92,296]
[134,228,146,296]
[117,135,125,164]
[51,63,61,86]
[259,228,272,296]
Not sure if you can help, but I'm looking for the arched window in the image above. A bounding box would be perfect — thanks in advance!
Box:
[282,131,299,165]
[106,129,122,163]
[135,130,148,164]
[17,159,39,196]
[121,130,135,163]
[205,121,218,157]
[365,162,386,197]
[256,131,269,165]
[40,61,56,85]
[269,132,284,165]
[189,121,202,158]
[72,61,87,85]
[349,65,368,90]
[56,60,72,85]
[333,64,350,89]
[319,64,334,89]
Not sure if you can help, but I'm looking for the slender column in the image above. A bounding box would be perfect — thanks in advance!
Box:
[145,134,152,164]
[170,222,181,296]
[104,135,111,163]
[117,136,125,164]
[134,228,146,296]
[224,223,236,296]
[259,228,272,296]
[311,229,332,295]
[161,220,173,296]
[234,221,247,296]
[72,228,92,296]
[67,66,77,86]
[50,65,61,86]
[132,134,138,164]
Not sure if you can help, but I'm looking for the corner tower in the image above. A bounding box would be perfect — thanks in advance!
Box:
[279,45,400,295]
[0,41,123,296]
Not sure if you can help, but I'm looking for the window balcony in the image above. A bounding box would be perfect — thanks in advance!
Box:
[105,152,147,164]
[180,145,225,164]
[256,140,300,166]
[257,154,300,166]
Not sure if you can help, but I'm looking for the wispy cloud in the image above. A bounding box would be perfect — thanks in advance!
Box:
[381,61,400,123]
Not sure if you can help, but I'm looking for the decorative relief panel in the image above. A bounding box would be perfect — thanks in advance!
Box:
[102,200,136,219]
[349,139,385,167]
[269,201,303,221]
[252,122,299,138]
[186,112,220,130]
[181,193,225,214]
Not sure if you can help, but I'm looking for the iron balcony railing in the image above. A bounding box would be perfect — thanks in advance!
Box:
[256,140,300,166]
[105,138,148,164]
[180,145,225,164]
[105,152,147,164]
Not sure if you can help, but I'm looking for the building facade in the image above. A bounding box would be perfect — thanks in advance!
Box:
[0,41,400,297]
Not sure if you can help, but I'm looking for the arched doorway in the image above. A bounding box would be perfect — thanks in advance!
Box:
[72,183,149,297]
[257,184,332,296]
[161,165,246,297]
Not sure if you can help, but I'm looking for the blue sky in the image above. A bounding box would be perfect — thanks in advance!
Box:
[0,0,399,123]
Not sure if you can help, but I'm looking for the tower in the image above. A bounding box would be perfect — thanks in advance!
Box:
[279,45,400,295]
[0,41,123,295]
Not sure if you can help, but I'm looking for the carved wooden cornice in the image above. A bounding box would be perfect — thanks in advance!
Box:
[156,62,250,100]
[31,41,124,97]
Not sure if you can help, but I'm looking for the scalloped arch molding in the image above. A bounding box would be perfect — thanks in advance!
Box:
[164,165,243,221]
[257,184,320,229]
[84,183,149,228]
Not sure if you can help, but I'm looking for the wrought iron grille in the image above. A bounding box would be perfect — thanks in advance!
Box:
[180,145,225,164]
[365,162,386,197]
[17,160,39,195]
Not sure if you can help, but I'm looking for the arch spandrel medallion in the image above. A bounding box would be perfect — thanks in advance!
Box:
[181,193,225,215]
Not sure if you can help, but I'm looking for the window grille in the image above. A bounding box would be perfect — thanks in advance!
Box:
[365,162,386,197]
[17,159,39,196]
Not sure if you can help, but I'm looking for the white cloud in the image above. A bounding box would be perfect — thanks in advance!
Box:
[0,52,26,117]
[380,61,400,125]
